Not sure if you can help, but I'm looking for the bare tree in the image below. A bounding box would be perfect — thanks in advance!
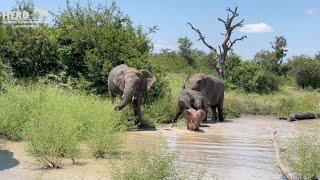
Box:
[188,7,247,78]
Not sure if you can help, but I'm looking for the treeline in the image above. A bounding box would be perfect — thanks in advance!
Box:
[0,2,157,94]
[0,1,320,95]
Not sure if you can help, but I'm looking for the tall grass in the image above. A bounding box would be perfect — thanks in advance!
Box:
[225,87,320,117]
[111,138,184,180]
[0,84,126,168]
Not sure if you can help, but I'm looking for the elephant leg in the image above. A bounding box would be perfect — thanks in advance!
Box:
[218,105,224,122]
[202,109,208,124]
[133,98,142,125]
[211,105,218,123]
[174,105,184,123]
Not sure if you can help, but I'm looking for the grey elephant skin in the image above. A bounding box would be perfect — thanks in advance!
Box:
[174,89,208,122]
[185,74,224,122]
[108,64,156,124]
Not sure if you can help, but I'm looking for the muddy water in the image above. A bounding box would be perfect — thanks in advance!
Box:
[161,116,319,180]
[0,116,319,179]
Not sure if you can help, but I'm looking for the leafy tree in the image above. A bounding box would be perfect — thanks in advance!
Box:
[177,37,193,65]
[290,56,320,89]
[315,51,320,62]
[14,0,35,14]
[272,36,287,64]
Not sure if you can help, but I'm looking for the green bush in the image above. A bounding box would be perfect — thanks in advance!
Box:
[285,133,320,180]
[112,140,183,180]
[0,85,44,140]
[144,94,176,124]
[290,56,320,89]
[0,60,13,92]
[87,115,125,158]
[227,61,279,94]
[0,84,126,167]
[24,110,80,168]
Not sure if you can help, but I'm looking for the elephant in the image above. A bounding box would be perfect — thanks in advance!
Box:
[173,89,208,123]
[107,64,156,124]
[185,74,224,122]
[183,108,207,131]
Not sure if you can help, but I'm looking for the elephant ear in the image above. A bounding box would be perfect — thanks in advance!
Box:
[139,69,156,91]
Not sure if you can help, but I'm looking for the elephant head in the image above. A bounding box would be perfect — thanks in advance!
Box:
[185,74,207,91]
[115,68,156,110]
[183,108,206,131]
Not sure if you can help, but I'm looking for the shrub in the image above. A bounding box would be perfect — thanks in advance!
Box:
[0,84,126,167]
[285,133,320,180]
[228,61,279,94]
[144,94,176,124]
[87,114,125,158]
[111,139,183,180]
[0,85,44,140]
[290,56,320,89]
[24,111,80,168]
[0,60,13,92]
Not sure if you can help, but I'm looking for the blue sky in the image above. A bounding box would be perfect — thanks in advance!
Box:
[1,0,319,60]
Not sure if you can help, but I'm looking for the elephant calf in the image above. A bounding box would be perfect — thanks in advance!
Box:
[183,108,206,131]
[174,89,208,123]
[108,64,156,124]
[185,74,224,122]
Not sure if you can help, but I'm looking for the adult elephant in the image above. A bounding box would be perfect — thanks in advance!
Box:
[173,89,208,123]
[108,64,156,124]
[185,74,224,122]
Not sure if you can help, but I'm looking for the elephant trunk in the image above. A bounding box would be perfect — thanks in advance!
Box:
[116,93,133,110]
[116,80,136,110]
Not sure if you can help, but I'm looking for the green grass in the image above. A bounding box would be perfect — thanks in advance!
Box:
[284,131,320,179]
[111,138,184,180]
[0,84,126,168]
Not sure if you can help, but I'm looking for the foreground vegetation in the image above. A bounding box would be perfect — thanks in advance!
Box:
[285,131,320,180]
[0,84,126,167]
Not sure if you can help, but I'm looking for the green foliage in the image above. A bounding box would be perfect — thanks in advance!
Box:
[290,56,320,89]
[144,94,176,124]
[24,110,80,168]
[285,133,320,180]
[0,2,152,94]
[177,37,193,65]
[55,2,152,94]
[0,60,13,92]
[87,121,123,158]
[225,88,320,117]
[272,36,287,64]
[0,26,60,78]
[226,61,279,94]
[112,140,183,180]
[0,84,126,167]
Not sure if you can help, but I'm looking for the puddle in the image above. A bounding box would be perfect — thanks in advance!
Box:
[0,150,19,171]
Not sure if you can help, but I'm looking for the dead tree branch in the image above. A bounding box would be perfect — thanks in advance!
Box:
[188,7,247,78]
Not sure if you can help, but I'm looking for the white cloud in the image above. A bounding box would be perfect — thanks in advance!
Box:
[238,23,274,33]
[305,8,316,15]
